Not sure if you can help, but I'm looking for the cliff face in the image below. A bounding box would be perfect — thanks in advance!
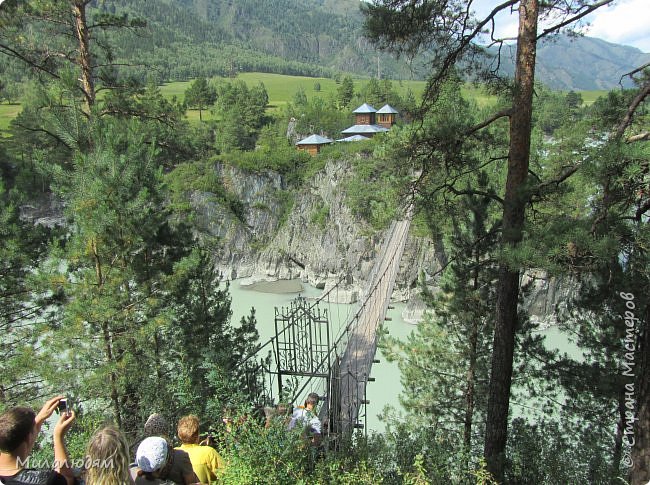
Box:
[190,164,288,279]
[193,160,442,304]
[191,159,566,327]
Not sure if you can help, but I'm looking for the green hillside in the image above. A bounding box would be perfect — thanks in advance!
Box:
[0,104,20,133]
[1,0,646,91]
[98,0,419,83]
[99,0,649,90]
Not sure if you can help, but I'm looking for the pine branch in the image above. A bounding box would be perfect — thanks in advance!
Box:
[635,200,650,221]
[2,304,44,321]
[439,184,505,205]
[529,163,582,201]
[1,378,45,393]
[592,78,649,232]
[99,107,177,127]
[465,108,513,136]
[13,122,75,149]
[614,79,650,140]
[0,43,61,80]
[620,62,650,83]
[536,0,615,40]
[427,228,502,278]
[422,0,519,108]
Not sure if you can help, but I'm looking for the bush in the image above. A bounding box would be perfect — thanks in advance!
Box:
[310,203,330,229]
[504,418,619,484]
[342,141,410,230]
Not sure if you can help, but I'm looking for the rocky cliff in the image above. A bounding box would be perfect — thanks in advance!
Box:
[191,159,442,305]
[192,158,567,327]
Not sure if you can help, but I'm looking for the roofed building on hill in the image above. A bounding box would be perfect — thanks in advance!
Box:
[340,123,389,137]
[376,104,398,129]
[337,134,370,142]
[295,103,399,154]
[295,134,334,155]
[340,103,398,138]
[352,103,378,125]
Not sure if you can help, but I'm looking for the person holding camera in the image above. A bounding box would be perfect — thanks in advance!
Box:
[0,395,76,485]
[287,393,322,446]
[175,415,223,484]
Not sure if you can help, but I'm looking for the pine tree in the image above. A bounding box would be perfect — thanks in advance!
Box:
[362,1,618,477]
[363,78,383,108]
[337,75,354,108]
[568,76,650,483]
[36,117,192,431]
[0,0,145,112]
[383,172,498,468]
[0,144,53,405]
[165,248,259,419]
[184,76,217,121]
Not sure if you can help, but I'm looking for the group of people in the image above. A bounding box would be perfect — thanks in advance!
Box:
[0,393,323,485]
[129,413,224,485]
[0,397,224,485]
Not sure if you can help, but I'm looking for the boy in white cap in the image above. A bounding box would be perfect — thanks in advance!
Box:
[131,436,174,484]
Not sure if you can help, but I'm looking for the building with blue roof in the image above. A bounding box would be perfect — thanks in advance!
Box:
[295,134,334,155]
[341,103,398,138]
[295,103,399,154]
[376,104,398,128]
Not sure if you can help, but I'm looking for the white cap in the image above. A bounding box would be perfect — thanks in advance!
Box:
[136,436,168,473]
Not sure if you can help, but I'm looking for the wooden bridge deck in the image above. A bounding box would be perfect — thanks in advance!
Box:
[336,216,412,433]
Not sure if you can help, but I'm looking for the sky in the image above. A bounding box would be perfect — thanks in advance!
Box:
[471,0,650,52]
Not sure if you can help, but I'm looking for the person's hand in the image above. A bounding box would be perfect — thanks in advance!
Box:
[53,410,75,439]
[199,435,214,447]
[35,395,65,429]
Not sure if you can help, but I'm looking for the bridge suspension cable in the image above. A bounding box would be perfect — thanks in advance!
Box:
[239,204,413,439]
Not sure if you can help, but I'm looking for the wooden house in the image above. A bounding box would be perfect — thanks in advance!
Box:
[353,103,377,125]
[340,102,398,138]
[295,134,334,155]
[376,104,398,129]
[297,103,400,152]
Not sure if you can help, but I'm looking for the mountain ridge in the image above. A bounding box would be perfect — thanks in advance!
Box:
[110,0,649,90]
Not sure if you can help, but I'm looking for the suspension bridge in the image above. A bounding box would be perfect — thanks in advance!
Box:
[241,205,413,442]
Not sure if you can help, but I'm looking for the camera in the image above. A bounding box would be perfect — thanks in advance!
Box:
[199,428,217,446]
[57,398,69,416]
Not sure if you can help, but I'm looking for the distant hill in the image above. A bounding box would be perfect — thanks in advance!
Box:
[497,35,650,90]
[107,0,649,90]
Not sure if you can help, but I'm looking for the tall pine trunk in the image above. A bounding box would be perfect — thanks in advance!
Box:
[484,0,538,478]
[92,238,122,427]
[72,0,95,110]
[464,314,479,456]
[613,388,626,474]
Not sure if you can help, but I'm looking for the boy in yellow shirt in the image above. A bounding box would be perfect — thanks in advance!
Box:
[175,415,224,484]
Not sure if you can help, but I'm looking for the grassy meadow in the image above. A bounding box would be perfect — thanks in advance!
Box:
[578,90,609,105]
[159,72,429,111]
[0,103,21,134]
[1,72,609,131]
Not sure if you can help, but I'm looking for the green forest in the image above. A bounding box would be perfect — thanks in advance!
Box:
[0,1,648,484]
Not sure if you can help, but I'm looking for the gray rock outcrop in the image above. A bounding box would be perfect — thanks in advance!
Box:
[192,158,575,326]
